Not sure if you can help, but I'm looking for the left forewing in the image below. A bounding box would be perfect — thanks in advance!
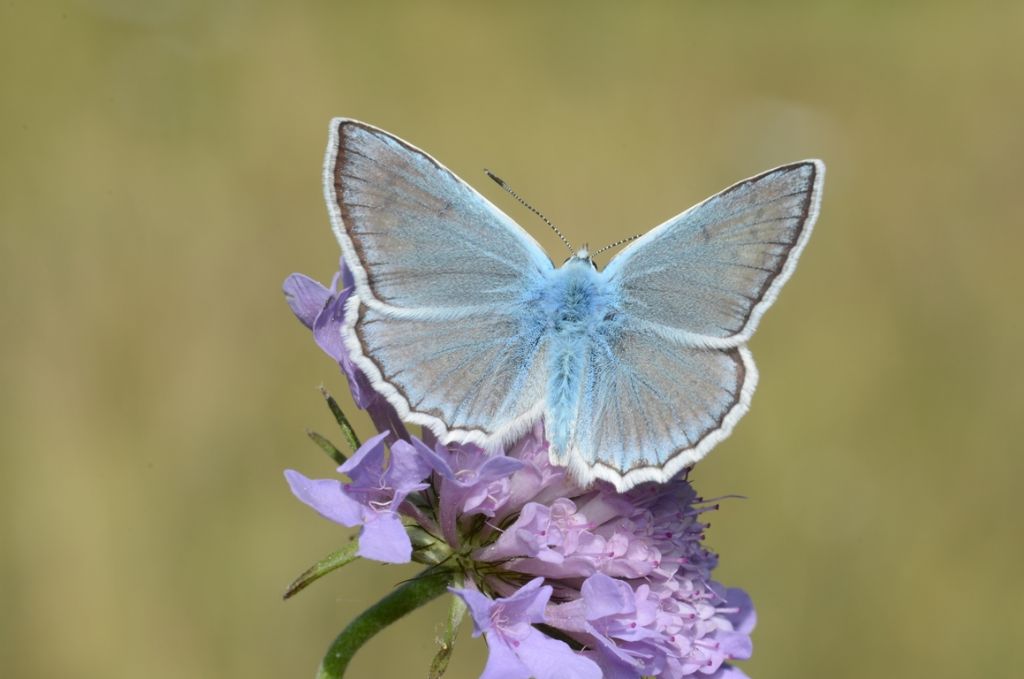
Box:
[324,119,553,316]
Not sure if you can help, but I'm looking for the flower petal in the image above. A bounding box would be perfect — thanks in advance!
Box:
[414,438,456,480]
[451,586,498,636]
[581,572,636,620]
[356,512,412,563]
[284,264,382,411]
[584,648,645,679]
[709,665,751,679]
[336,256,354,289]
[479,632,531,679]
[284,470,362,527]
[388,439,434,494]
[311,285,352,364]
[715,630,753,661]
[283,273,331,329]
[364,398,409,443]
[477,455,526,481]
[517,628,602,679]
[724,587,757,635]
[477,503,558,562]
[496,577,550,624]
[338,431,390,484]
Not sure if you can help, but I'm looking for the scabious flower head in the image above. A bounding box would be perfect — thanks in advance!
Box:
[283,260,756,679]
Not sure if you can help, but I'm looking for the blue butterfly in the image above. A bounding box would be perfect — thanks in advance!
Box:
[323,119,824,491]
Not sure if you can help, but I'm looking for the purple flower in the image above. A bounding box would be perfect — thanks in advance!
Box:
[283,260,757,677]
[414,437,524,547]
[546,573,665,678]
[283,259,407,440]
[284,431,431,563]
[452,578,602,679]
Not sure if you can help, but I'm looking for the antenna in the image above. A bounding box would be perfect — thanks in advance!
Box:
[592,234,642,256]
[484,170,574,255]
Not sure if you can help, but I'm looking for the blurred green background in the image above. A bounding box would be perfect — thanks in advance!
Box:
[3,1,1022,677]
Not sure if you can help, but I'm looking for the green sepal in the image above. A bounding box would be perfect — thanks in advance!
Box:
[306,429,347,466]
[320,386,362,452]
[283,540,360,600]
[428,591,467,679]
[316,568,453,679]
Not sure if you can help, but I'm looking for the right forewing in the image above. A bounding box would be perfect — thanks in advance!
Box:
[603,161,823,345]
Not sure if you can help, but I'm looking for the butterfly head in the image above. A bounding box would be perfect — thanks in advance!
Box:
[564,245,597,269]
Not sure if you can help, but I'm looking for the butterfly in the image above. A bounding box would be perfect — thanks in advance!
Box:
[323,118,824,492]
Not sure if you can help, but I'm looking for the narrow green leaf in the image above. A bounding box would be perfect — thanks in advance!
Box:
[316,569,452,679]
[306,429,347,466]
[428,592,467,679]
[320,386,362,452]
[283,541,360,600]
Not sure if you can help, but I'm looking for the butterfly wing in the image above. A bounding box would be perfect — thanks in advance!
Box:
[350,305,550,444]
[603,161,824,347]
[324,119,554,445]
[567,327,756,491]
[325,119,554,316]
[568,161,824,490]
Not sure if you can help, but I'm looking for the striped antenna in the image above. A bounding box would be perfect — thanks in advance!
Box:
[592,234,642,256]
[485,170,574,255]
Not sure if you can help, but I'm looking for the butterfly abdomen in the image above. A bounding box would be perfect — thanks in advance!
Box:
[540,259,619,460]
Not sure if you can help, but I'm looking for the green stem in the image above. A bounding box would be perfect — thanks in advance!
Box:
[428,592,467,679]
[283,541,361,600]
[316,569,453,679]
